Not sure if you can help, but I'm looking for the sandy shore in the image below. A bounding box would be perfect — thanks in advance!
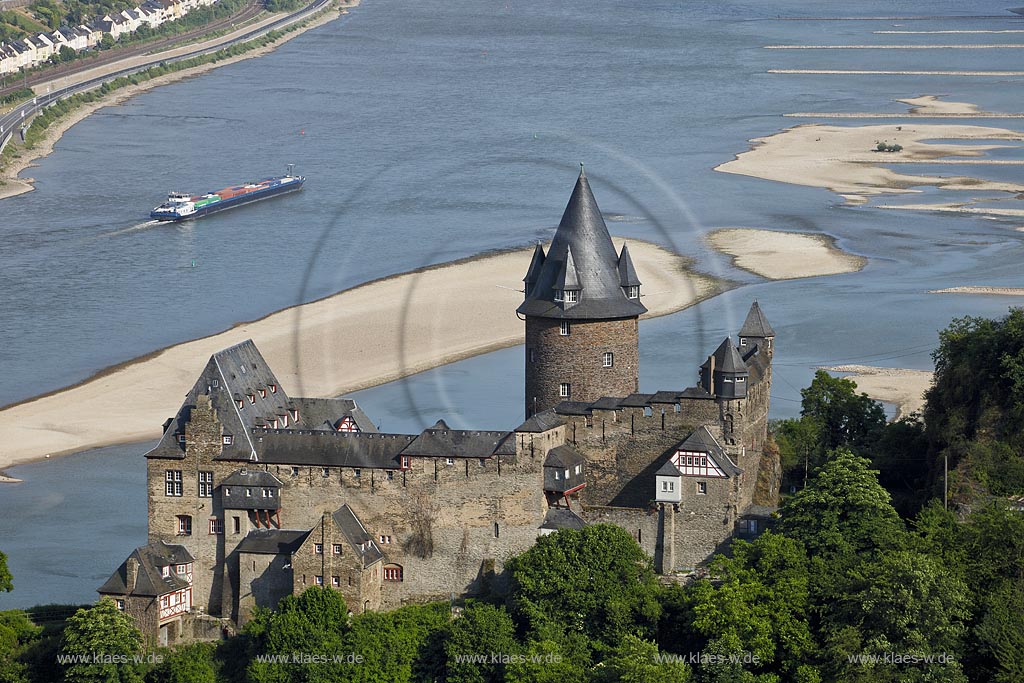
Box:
[716,119,1024,205]
[878,203,1024,218]
[0,240,723,473]
[929,286,1024,296]
[706,228,866,280]
[0,1,351,201]
[898,95,982,115]
[825,365,933,420]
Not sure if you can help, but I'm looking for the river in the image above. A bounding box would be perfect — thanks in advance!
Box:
[1,0,1023,608]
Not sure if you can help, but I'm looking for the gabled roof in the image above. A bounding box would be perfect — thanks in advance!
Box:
[617,243,641,287]
[97,542,194,597]
[145,340,380,462]
[221,469,283,488]
[591,396,623,411]
[739,301,775,338]
[332,505,384,568]
[400,421,512,459]
[255,431,412,468]
[618,393,655,408]
[676,426,742,477]
[544,444,585,468]
[515,409,566,433]
[516,169,647,320]
[540,508,586,531]
[236,529,311,555]
[553,401,592,416]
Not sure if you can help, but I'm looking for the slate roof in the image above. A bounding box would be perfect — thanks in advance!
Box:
[400,423,513,459]
[540,508,586,531]
[591,396,623,411]
[656,460,683,477]
[678,386,714,400]
[255,431,413,469]
[677,426,742,477]
[332,505,384,568]
[616,243,641,287]
[516,169,648,320]
[649,390,685,403]
[619,393,655,408]
[553,401,592,416]
[146,340,379,462]
[523,244,546,292]
[515,409,566,433]
[544,444,585,468]
[739,301,775,338]
[236,529,311,555]
[221,469,283,488]
[97,542,194,597]
[712,337,748,375]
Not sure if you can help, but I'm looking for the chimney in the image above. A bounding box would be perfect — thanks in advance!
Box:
[126,557,139,593]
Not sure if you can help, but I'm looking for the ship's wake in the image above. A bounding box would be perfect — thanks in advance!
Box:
[102,220,162,237]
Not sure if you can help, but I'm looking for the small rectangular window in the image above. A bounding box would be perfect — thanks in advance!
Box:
[697,481,707,495]
[176,515,192,535]
[332,576,340,587]
[211,379,219,387]
[401,456,411,469]
[603,352,614,368]
[553,289,564,302]
[353,469,361,479]
[314,543,323,555]
[116,599,125,610]
[198,471,213,497]
[222,435,233,445]
[177,434,186,444]
[165,470,183,497]
[332,544,343,555]
[209,518,223,535]
[559,383,571,398]
[445,458,454,466]
[315,575,324,586]
[322,467,330,478]
[233,516,241,534]
[565,289,578,303]
[560,321,570,336]
[291,467,300,476]
[387,470,395,480]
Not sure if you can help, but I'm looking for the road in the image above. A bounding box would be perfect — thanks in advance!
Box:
[0,0,331,153]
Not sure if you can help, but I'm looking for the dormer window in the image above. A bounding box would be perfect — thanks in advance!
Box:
[281,414,289,428]
[270,384,277,394]
[222,435,233,445]
[237,399,244,409]
[560,321,570,336]
[565,289,578,303]
[248,394,255,404]
[553,290,563,302]
[291,408,299,421]
[740,338,747,347]
[259,388,266,398]
[177,434,186,444]
[626,285,640,299]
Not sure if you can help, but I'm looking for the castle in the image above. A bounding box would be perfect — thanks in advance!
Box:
[98,169,779,646]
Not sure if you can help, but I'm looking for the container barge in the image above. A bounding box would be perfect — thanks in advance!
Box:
[150,166,304,221]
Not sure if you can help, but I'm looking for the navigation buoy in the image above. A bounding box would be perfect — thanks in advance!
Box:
[300,129,305,135]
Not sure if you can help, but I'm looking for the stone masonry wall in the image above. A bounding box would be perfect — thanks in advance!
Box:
[525,317,639,417]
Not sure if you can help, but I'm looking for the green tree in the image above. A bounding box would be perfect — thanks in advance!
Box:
[59,598,144,683]
[339,602,449,683]
[973,580,1024,683]
[820,551,970,683]
[778,449,906,560]
[245,587,349,683]
[148,642,217,683]
[504,623,592,683]
[593,634,692,683]
[0,610,40,683]
[443,602,518,683]
[683,533,820,683]
[505,524,661,649]
[99,33,114,50]
[800,370,886,457]
[0,550,11,592]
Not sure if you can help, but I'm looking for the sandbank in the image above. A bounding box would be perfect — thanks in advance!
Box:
[878,203,1024,217]
[898,96,982,115]
[716,120,1024,205]
[706,228,866,280]
[0,1,353,201]
[929,286,1024,296]
[0,240,723,473]
[825,365,933,420]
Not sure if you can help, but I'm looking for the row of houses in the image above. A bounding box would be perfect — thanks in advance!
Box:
[0,0,219,75]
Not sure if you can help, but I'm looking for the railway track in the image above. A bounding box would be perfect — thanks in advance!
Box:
[0,1,263,99]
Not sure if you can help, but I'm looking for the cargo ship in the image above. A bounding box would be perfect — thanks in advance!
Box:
[150,166,305,221]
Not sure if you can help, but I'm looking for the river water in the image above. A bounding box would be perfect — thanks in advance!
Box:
[2,0,1024,608]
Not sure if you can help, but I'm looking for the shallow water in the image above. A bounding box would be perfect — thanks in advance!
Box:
[2,0,1024,608]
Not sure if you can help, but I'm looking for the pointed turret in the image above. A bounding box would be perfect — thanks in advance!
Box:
[523,244,546,297]
[738,301,775,359]
[521,168,645,418]
[617,243,641,299]
[517,168,647,319]
[700,337,749,399]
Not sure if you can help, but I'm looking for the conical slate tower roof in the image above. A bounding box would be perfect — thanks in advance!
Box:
[523,243,546,293]
[712,337,748,375]
[739,301,775,338]
[517,169,648,320]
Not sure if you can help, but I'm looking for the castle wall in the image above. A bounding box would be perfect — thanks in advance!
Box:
[525,317,639,417]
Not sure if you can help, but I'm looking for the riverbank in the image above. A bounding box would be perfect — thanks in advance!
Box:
[0,0,354,201]
[715,109,1024,206]
[825,364,933,420]
[0,240,723,473]
[707,228,867,279]
[929,286,1024,296]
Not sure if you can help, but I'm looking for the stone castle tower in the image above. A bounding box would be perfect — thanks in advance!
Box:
[518,168,647,418]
